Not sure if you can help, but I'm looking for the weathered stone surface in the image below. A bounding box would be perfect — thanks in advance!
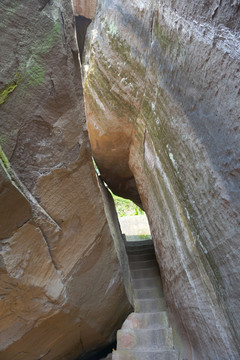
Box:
[113,241,178,360]
[98,179,134,305]
[84,0,240,359]
[73,0,97,19]
[0,0,131,359]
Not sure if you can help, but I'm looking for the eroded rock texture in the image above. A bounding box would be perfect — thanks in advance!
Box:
[84,0,240,359]
[73,0,97,19]
[0,0,131,359]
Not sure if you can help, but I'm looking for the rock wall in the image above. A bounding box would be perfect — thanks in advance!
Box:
[84,0,240,359]
[98,178,134,305]
[73,0,97,19]
[0,0,131,359]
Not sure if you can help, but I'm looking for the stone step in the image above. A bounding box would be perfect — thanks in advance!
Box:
[125,240,153,249]
[114,242,179,360]
[132,276,163,290]
[126,246,155,254]
[130,259,159,270]
[127,251,155,258]
[134,298,166,313]
[126,248,155,255]
[112,349,178,360]
[134,286,164,300]
[122,312,169,330]
[128,253,156,262]
[131,267,160,279]
[116,328,174,351]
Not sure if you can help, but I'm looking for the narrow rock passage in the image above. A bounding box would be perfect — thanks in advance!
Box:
[113,240,178,360]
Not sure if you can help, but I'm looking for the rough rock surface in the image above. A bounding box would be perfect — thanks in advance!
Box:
[98,179,133,305]
[73,0,97,19]
[84,0,240,359]
[0,0,131,359]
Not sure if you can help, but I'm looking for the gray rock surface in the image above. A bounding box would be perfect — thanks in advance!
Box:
[0,0,131,359]
[84,0,240,359]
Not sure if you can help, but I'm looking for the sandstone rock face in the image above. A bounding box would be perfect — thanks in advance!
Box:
[84,0,240,359]
[73,0,97,19]
[98,179,133,305]
[0,0,131,359]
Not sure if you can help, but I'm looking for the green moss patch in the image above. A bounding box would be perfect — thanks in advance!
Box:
[0,82,17,105]
[18,21,62,91]
[0,146,10,168]
[32,21,61,56]
[26,62,45,86]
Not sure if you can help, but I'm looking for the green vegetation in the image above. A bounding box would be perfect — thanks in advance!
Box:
[0,146,10,168]
[0,82,17,105]
[138,234,151,240]
[112,192,144,217]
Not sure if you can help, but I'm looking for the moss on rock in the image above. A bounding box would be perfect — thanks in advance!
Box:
[26,62,45,86]
[0,145,10,168]
[0,81,17,105]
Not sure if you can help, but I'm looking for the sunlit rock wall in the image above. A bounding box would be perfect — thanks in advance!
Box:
[0,0,131,359]
[84,0,240,359]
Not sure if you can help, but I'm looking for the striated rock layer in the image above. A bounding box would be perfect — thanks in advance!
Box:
[84,0,240,359]
[0,0,131,359]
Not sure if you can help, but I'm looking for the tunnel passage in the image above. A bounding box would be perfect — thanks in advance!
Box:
[95,158,143,209]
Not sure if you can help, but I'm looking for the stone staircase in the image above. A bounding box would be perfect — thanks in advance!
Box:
[112,240,179,360]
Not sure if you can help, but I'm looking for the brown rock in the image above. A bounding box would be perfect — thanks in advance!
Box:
[73,0,97,19]
[84,0,240,359]
[0,0,131,359]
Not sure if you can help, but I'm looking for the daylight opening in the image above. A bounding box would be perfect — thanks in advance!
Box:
[111,193,152,242]
[93,157,152,242]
